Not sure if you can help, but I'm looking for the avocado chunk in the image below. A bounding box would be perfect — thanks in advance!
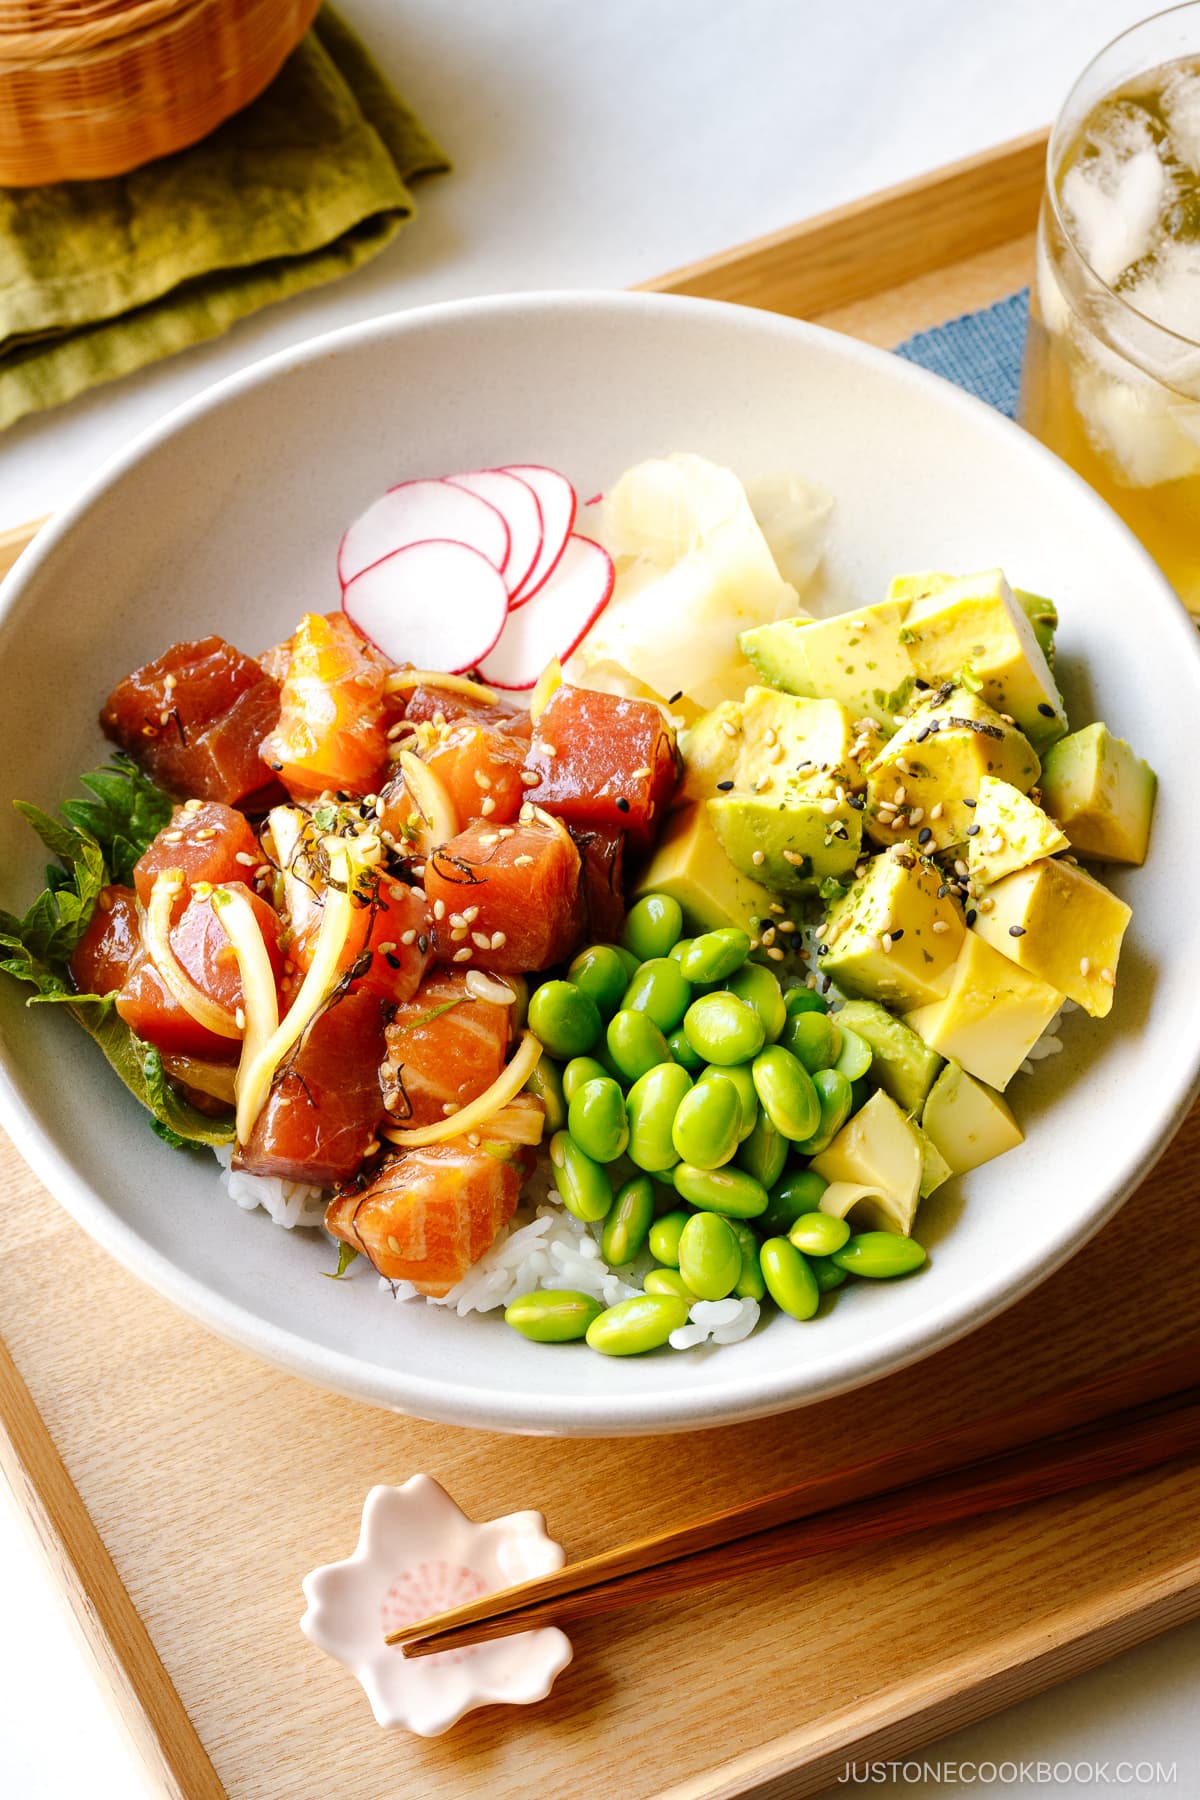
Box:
[740,601,915,729]
[898,569,1067,750]
[677,686,866,809]
[966,774,1069,887]
[905,929,1064,1091]
[972,856,1131,1018]
[821,845,965,1010]
[633,801,777,935]
[1013,588,1058,667]
[914,1119,953,1197]
[1038,723,1157,866]
[865,687,1041,851]
[921,1060,1024,1175]
[811,1090,923,1234]
[834,999,944,1113]
[708,784,862,895]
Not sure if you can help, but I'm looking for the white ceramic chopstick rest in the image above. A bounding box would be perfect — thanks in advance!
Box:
[300,1474,572,1734]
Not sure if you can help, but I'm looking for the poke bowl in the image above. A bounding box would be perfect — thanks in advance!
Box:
[0,289,1197,1438]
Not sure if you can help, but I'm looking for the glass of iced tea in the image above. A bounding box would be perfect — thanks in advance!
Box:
[1020,4,1200,612]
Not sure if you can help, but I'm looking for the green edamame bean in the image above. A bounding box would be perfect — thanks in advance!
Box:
[549,1130,613,1223]
[567,944,630,1018]
[671,1075,741,1170]
[751,1045,821,1142]
[678,927,751,985]
[644,1267,695,1300]
[737,1110,787,1189]
[678,1212,742,1301]
[647,1209,690,1267]
[621,957,693,1033]
[794,1068,854,1155]
[528,980,601,1060]
[600,1174,656,1267]
[832,1231,927,1278]
[698,1062,758,1141]
[669,936,695,966]
[781,1009,841,1074]
[850,1075,871,1116]
[524,1054,566,1135]
[607,1008,673,1083]
[626,1062,692,1172]
[667,1026,704,1071]
[504,1289,604,1343]
[683,992,766,1066]
[785,986,828,1016]
[833,1022,873,1081]
[760,1237,821,1320]
[787,1210,851,1256]
[727,962,786,1041]
[567,1077,630,1164]
[761,1168,829,1236]
[585,1293,690,1355]
[562,1055,610,1103]
[613,945,640,980]
[808,1253,848,1293]
[731,1221,766,1299]
[622,893,684,962]
[673,1163,769,1219]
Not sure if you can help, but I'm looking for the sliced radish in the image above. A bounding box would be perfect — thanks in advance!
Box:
[338,479,510,587]
[343,539,509,674]
[502,464,576,606]
[446,468,544,600]
[478,535,614,690]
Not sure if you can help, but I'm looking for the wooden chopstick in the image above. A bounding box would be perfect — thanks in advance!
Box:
[390,1345,1200,1656]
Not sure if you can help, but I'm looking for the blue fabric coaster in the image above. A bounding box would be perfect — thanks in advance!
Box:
[894,288,1030,418]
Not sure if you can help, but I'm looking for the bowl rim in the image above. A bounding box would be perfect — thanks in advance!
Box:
[3,287,1199,1436]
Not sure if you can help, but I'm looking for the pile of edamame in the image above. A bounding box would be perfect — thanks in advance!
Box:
[509,893,926,1357]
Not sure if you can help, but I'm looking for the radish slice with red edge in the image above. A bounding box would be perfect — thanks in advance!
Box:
[446,468,544,600]
[338,479,510,587]
[343,539,509,675]
[478,535,614,690]
[502,464,576,606]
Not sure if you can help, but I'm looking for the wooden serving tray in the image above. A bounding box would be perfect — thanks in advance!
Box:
[2,129,1199,1800]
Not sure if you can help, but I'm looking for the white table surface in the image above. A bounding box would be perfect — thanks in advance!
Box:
[2,2,1198,1795]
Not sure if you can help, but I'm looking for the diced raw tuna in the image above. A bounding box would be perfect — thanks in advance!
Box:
[380,969,511,1127]
[424,815,583,973]
[101,637,282,807]
[70,886,140,996]
[423,720,529,826]
[133,801,260,909]
[325,1139,525,1296]
[521,684,679,847]
[402,681,532,738]
[570,827,626,945]
[259,612,392,800]
[236,988,389,1185]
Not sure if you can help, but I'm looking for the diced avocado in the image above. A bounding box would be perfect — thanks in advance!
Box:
[821,846,965,1010]
[972,856,1131,1018]
[1013,588,1058,666]
[834,999,944,1113]
[1038,723,1157,866]
[886,571,952,605]
[967,774,1069,887]
[675,700,744,804]
[914,1119,953,1197]
[904,930,1064,1091]
[811,1090,923,1234]
[633,801,776,935]
[921,1060,1024,1175]
[865,687,1041,851]
[899,569,1067,750]
[708,785,861,895]
[740,601,914,729]
[677,686,864,809]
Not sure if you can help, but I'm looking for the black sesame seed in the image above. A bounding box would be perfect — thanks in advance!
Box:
[937,884,950,899]
[668,690,683,704]
[963,797,977,807]
[1037,702,1055,717]
[918,827,932,845]
[889,928,905,942]
[821,975,832,993]
[385,953,402,970]
[966,908,977,926]
[848,794,865,810]
[417,933,429,953]
[615,796,631,814]
[1009,924,1026,938]
[818,944,830,957]
[270,761,283,772]
[966,823,980,837]
[716,779,735,792]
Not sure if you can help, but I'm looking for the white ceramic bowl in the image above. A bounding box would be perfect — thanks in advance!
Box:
[1,292,1197,1437]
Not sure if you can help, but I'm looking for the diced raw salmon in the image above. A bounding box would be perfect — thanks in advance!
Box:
[133,801,260,909]
[289,868,431,1006]
[424,815,583,973]
[260,612,392,800]
[70,886,140,996]
[325,1140,525,1296]
[522,684,679,846]
[101,637,282,807]
[423,720,528,826]
[380,970,511,1127]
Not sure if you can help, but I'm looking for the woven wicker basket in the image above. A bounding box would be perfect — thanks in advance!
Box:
[0,0,322,185]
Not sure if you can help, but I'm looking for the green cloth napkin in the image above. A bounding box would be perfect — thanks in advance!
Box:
[0,6,447,430]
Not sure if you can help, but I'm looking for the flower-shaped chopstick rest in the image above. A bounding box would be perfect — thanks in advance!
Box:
[300,1475,573,1735]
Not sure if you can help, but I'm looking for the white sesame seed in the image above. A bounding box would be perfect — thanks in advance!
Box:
[234,851,256,866]
[761,927,776,947]
[520,769,540,786]
[453,947,473,962]
[631,765,652,782]
[1100,966,1116,986]
[472,931,492,950]
[881,933,893,953]
[235,1007,246,1030]
[514,853,535,867]
[490,931,507,949]
[783,849,804,865]
[820,797,839,816]
[769,902,784,916]
[163,830,184,844]
[400,929,417,946]
[450,927,469,942]
[721,719,740,739]
[954,859,969,878]
[894,787,907,806]
[449,912,466,928]
[767,946,785,961]
[442,1102,459,1116]
[908,806,925,825]
[931,919,950,934]
[763,728,777,747]
[752,849,765,865]
[1080,956,1091,977]
[930,801,944,821]
[480,796,496,817]
[473,770,493,789]
[433,898,446,920]
[497,827,515,839]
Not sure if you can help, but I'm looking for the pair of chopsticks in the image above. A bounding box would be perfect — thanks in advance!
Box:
[388,1344,1200,1657]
